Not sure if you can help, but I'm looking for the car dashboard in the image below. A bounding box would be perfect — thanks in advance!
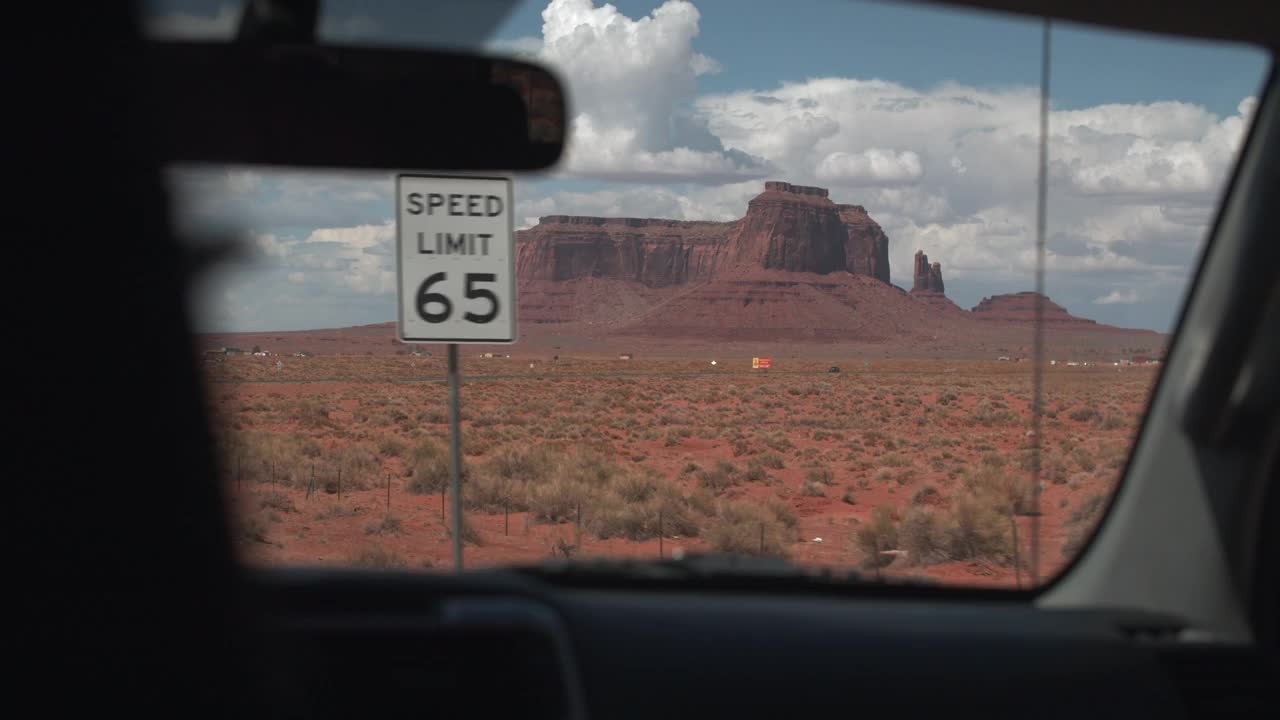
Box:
[247,568,1273,719]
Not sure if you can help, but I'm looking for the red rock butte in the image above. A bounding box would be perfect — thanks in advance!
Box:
[516,180,890,288]
[507,181,1161,352]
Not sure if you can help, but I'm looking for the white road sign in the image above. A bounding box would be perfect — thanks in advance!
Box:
[396,174,516,343]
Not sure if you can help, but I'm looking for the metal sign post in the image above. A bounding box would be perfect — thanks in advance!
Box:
[447,343,463,571]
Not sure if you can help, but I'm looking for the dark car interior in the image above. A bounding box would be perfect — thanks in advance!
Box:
[17,1,1277,717]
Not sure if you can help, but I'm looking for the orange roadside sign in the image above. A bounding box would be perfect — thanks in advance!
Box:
[752,357,760,369]
[758,357,772,369]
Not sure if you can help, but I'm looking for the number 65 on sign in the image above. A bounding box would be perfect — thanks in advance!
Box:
[396,175,517,343]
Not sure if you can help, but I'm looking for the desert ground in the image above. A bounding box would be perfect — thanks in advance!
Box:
[207,352,1152,588]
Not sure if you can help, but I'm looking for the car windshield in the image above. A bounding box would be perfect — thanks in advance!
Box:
[156,0,1269,587]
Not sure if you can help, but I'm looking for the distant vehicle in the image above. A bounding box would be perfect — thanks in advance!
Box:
[827,366,840,373]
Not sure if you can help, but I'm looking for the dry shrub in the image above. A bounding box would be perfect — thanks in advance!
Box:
[696,460,740,492]
[687,486,717,516]
[294,399,333,428]
[805,467,835,485]
[594,481,702,541]
[854,506,898,569]
[489,444,556,484]
[705,499,793,557]
[406,440,452,495]
[1072,447,1097,472]
[527,475,592,523]
[1043,454,1070,485]
[259,491,296,513]
[352,544,406,569]
[758,452,785,469]
[1069,406,1099,422]
[1096,413,1126,431]
[911,485,939,505]
[766,497,799,531]
[970,399,1018,427]
[447,513,483,546]
[743,460,770,483]
[962,465,1027,516]
[880,453,910,468]
[464,436,493,456]
[465,473,525,512]
[563,447,622,488]
[550,537,577,559]
[761,433,794,452]
[898,506,948,565]
[465,444,559,513]
[363,513,404,537]
[614,473,657,503]
[800,480,826,497]
[944,493,1010,563]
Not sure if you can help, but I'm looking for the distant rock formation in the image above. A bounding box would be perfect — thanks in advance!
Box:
[911,250,945,294]
[970,291,1097,326]
[515,181,894,287]
[728,182,850,274]
[837,204,890,284]
[510,183,1153,344]
[514,216,727,288]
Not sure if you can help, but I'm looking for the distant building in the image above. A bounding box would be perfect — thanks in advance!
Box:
[482,352,495,359]
[997,356,1011,361]
[619,353,633,360]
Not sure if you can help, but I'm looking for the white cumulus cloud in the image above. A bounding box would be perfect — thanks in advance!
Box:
[1094,289,1140,304]
[536,0,767,181]
[815,149,924,185]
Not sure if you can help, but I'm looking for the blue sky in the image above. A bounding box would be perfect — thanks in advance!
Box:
[150,0,1270,333]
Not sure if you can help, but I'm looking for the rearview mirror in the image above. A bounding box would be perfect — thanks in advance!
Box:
[144,42,566,171]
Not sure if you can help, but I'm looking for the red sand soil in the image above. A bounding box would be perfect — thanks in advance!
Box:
[210,354,1152,589]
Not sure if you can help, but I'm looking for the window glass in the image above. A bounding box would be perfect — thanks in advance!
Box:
[166,0,1269,585]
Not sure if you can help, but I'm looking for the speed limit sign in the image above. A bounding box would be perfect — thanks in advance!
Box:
[396,174,517,343]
